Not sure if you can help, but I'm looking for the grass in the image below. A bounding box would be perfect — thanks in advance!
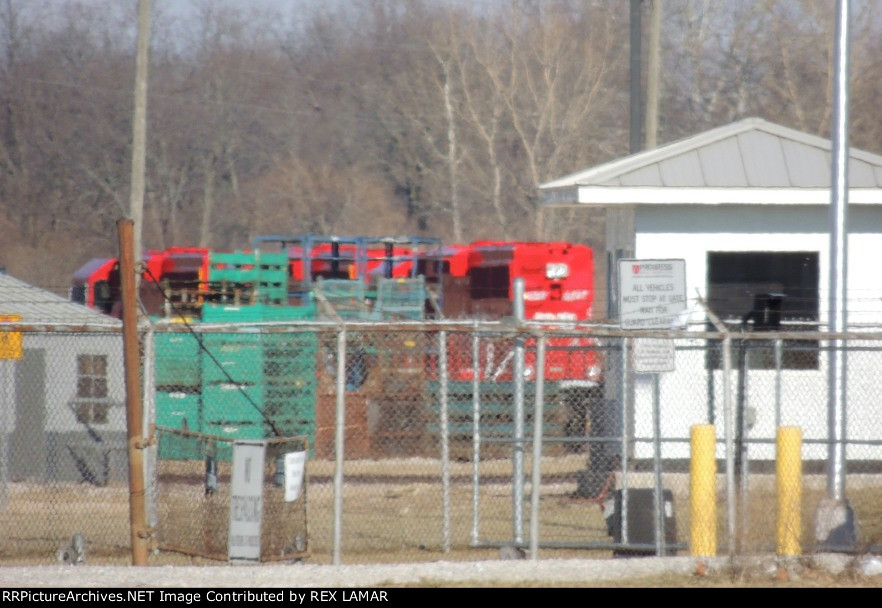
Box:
[1,454,880,583]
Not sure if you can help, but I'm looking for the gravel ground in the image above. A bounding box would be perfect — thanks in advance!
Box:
[0,554,879,588]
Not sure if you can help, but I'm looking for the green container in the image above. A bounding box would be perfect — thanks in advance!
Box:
[263,360,316,385]
[264,331,318,348]
[202,420,265,442]
[207,251,260,282]
[157,430,205,461]
[267,419,315,436]
[156,391,201,431]
[201,331,263,345]
[202,343,265,383]
[201,302,316,322]
[202,383,265,421]
[372,277,427,320]
[260,303,317,321]
[262,401,315,420]
[154,332,202,389]
[201,304,265,322]
[208,251,289,283]
[156,391,202,460]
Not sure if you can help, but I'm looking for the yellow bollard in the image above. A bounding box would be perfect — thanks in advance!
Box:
[777,426,803,556]
[689,424,717,557]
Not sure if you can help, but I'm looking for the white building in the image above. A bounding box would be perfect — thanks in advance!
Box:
[0,272,126,483]
[540,117,882,461]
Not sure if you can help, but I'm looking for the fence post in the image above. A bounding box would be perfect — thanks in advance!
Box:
[0,358,11,511]
[470,328,481,546]
[512,279,525,545]
[439,330,451,553]
[332,327,346,566]
[690,424,717,557]
[722,334,737,559]
[528,334,546,560]
[143,326,158,551]
[774,339,783,428]
[619,336,631,546]
[651,373,665,556]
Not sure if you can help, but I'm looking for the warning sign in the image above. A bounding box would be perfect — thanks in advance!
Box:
[633,338,676,373]
[0,314,22,360]
[618,260,687,329]
[228,441,265,561]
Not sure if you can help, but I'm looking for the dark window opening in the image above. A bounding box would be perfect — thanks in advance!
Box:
[75,354,110,424]
[469,265,510,300]
[706,251,819,370]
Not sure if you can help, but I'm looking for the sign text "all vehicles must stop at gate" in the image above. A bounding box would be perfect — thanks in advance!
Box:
[618,259,687,329]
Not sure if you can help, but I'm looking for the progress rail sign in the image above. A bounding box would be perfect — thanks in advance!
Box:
[618,259,686,330]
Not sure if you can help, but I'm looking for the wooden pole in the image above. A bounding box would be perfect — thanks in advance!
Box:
[119,218,149,566]
[129,0,151,284]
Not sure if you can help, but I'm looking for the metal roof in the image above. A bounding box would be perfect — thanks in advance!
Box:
[540,117,882,207]
[0,272,121,326]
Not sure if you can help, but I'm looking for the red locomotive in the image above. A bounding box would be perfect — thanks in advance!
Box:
[71,237,608,486]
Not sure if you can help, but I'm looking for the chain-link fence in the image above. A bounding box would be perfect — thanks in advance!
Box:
[153,429,309,562]
[0,328,130,564]
[1,321,881,565]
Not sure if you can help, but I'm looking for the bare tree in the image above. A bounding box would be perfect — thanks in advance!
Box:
[3,0,882,294]
[472,2,628,239]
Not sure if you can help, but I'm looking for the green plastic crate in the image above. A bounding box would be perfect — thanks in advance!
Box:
[154,332,202,389]
[371,277,427,320]
[201,302,316,322]
[156,391,202,460]
[202,420,265,442]
[202,383,266,421]
[202,382,316,415]
[156,391,202,431]
[202,343,265,383]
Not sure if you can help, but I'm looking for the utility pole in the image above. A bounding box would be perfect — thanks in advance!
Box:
[130,0,151,287]
[119,219,150,566]
[645,0,662,150]
[629,0,643,155]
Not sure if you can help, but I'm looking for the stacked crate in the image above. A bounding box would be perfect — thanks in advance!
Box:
[154,321,203,459]
[199,251,318,452]
[206,250,289,305]
[371,277,427,320]
[314,277,368,319]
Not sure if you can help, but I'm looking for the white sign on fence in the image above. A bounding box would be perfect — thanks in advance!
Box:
[228,441,265,561]
[618,259,687,329]
[633,338,676,373]
[284,451,307,502]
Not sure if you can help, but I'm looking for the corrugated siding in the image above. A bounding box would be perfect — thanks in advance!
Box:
[540,118,882,192]
[850,158,880,187]
[698,138,747,186]
[781,139,829,187]
[659,151,703,186]
[738,131,789,187]
[616,163,663,187]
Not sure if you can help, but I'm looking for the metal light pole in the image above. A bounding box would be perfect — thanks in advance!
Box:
[816,0,858,552]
